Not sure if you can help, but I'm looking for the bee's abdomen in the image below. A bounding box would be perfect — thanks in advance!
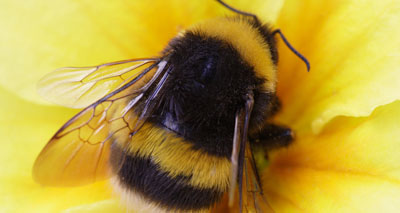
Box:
[110,123,231,211]
[111,144,223,211]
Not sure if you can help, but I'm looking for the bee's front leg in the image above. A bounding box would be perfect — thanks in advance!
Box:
[250,124,294,150]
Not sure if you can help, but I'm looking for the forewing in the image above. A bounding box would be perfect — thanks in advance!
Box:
[216,142,274,213]
[33,60,167,186]
[227,91,274,212]
[242,143,274,213]
[38,58,157,108]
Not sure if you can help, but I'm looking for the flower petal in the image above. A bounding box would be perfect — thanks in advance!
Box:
[63,199,125,213]
[0,87,113,211]
[274,0,400,134]
[264,101,400,212]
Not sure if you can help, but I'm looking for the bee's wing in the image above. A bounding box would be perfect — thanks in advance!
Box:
[228,91,274,213]
[33,59,170,186]
[38,58,158,108]
[241,143,274,213]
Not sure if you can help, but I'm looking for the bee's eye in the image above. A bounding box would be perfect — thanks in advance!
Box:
[199,56,217,83]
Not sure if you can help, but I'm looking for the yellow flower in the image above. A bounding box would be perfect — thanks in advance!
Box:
[1,0,400,212]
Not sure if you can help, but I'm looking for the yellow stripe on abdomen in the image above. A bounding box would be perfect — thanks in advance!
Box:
[113,122,231,191]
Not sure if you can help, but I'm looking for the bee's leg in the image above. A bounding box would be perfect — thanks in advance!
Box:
[263,95,282,118]
[251,95,293,149]
[250,124,294,150]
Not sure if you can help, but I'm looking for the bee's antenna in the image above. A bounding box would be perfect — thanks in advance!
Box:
[272,29,310,72]
[215,0,258,21]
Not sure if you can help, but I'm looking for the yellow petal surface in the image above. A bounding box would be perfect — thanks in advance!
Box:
[274,0,400,134]
[0,86,116,212]
[0,0,282,106]
[264,101,400,212]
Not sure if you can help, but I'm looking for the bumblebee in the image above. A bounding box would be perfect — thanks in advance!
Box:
[33,0,309,212]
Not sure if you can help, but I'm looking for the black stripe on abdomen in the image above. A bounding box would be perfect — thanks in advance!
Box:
[110,143,224,211]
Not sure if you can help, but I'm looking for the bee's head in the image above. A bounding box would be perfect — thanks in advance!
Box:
[157,28,277,133]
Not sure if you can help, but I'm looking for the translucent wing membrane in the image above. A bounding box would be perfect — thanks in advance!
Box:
[242,143,274,213]
[38,58,158,108]
[33,59,170,186]
[228,91,273,212]
[224,143,274,213]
